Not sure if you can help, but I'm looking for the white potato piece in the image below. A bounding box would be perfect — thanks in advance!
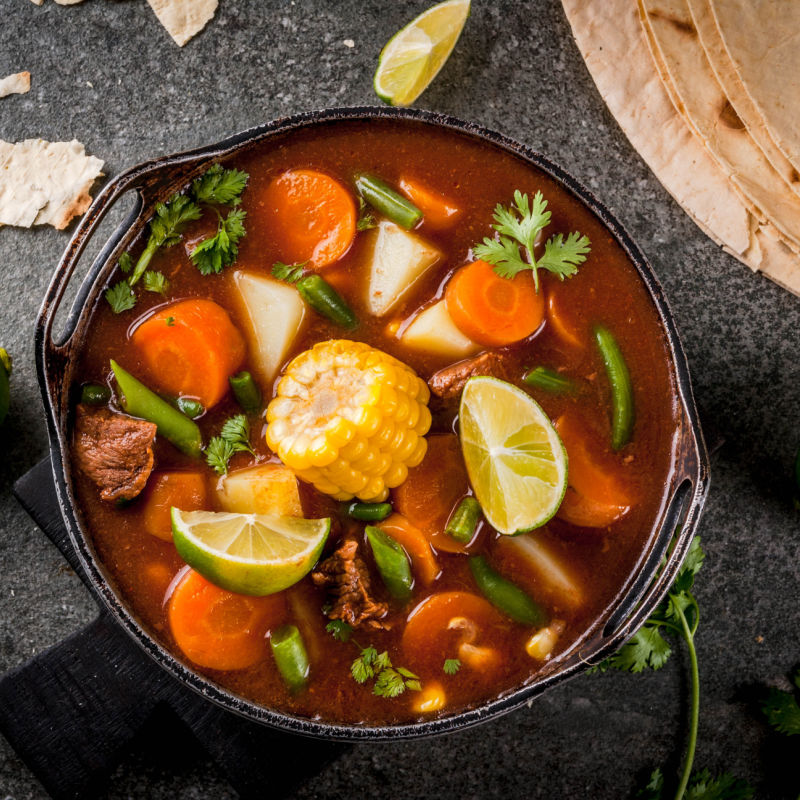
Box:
[400,300,479,358]
[232,271,305,385]
[216,464,303,517]
[366,220,441,316]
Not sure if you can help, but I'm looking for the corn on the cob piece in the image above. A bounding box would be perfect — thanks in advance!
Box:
[266,340,431,502]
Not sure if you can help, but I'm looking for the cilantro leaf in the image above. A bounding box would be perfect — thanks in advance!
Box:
[118,252,132,273]
[636,767,664,799]
[356,197,377,231]
[373,667,406,698]
[672,536,705,594]
[443,658,461,675]
[190,208,247,276]
[105,280,136,314]
[762,686,800,736]
[684,769,753,800]
[351,647,378,683]
[271,261,306,284]
[607,626,672,673]
[191,164,249,206]
[325,620,353,642]
[205,436,235,476]
[142,270,169,295]
[150,195,203,250]
[220,413,255,455]
[472,189,591,290]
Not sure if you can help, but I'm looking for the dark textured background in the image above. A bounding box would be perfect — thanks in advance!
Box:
[1,1,798,798]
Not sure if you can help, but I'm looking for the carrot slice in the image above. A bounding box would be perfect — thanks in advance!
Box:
[554,413,632,528]
[445,260,545,346]
[377,514,440,585]
[392,434,475,554]
[167,568,286,671]
[131,299,245,408]
[142,471,209,542]
[398,177,461,227]
[260,169,357,269]
[402,591,504,674]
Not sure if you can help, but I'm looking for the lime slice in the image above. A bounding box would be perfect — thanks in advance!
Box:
[171,508,330,596]
[459,377,568,534]
[374,0,470,106]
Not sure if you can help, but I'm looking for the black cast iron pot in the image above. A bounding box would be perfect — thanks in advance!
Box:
[33,107,709,742]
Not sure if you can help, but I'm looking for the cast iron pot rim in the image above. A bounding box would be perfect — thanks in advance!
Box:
[36,105,709,742]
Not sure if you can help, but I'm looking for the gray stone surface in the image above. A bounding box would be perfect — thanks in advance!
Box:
[1,0,798,798]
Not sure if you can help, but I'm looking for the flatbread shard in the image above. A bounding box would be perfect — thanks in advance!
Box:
[0,73,31,98]
[146,0,218,47]
[0,139,104,230]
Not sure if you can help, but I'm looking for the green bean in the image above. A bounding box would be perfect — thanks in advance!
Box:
[110,359,202,458]
[270,624,309,693]
[446,497,482,543]
[522,366,576,395]
[594,325,634,450]
[468,555,547,627]
[296,274,358,330]
[365,525,413,602]
[346,501,393,522]
[0,348,10,425]
[355,174,423,230]
[229,371,262,414]
[80,383,112,406]
[176,397,204,419]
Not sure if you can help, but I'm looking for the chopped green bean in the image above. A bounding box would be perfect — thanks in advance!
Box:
[469,555,547,627]
[355,174,423,230]
[366,525,413,602]
[296,274,358,330]
[270,624,309,693]
[80,383,111,406]
[110,359,202,458]
[346,501,393,522]
[522,366,575,395]
[594,325,634,450]
[446,497,481,543]
[229,371,262,414]
[176,397,204,419]
[0,348,10,425]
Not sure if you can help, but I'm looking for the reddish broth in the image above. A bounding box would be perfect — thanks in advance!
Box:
[70,120,678,725]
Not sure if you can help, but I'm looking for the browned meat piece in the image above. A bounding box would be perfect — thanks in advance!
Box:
[312,538,389,629]
[428,350,510,399]
[73,404,157,502]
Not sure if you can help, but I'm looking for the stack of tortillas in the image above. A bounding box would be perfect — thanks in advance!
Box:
[562,0,800,296]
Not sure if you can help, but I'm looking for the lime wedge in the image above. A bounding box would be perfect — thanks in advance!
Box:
[171,508,330,596]
[374,0,470,106]
[459,377,568,534]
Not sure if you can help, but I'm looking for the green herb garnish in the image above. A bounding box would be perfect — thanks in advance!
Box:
[205,413,255,475]
[473,190,591,291]
[356,196,377,231]
[761,667,800,736]
[443,658,461,675]
[118,251,133,274]
[143,270,169,295]
[271,260,307,284]
[190,207,247,276]
[325,619,353,642]
[191,164,249,206]
[105,280,137,314]
[350,647,420,697]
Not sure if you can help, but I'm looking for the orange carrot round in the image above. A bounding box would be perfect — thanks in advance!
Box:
[167,568,286,671]
[260,169,357,269]
[377,514,440,584]
[392,434,476,554]
[142,471,209,542]
[445,260,545,346]
[399,177,461,228]
[131,299,245,408]
[554,414,632,528]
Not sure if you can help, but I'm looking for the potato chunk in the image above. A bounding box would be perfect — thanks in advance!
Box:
[216,464,303,517]
[400,300,479,358]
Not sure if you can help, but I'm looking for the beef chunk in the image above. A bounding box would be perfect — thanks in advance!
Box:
[428,351,509,399]
[74,404,157,502]
[312,538,389,630]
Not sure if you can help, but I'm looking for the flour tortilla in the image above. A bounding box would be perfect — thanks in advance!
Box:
[560,0,800,293]
[710,0,800,175]
[0,139,104,229]
[147,0,218,47]
[0,73,30,98]
[639,0,800,251]
[684,0,800,199]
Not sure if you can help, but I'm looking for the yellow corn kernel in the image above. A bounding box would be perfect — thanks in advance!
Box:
[525,620,566,661]
[265,340,432,502]
[414,681,446,714]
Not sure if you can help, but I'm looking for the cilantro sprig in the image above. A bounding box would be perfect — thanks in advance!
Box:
[190,207,247,276]
[443,658,461,675]
[761,667,800,736]
[473,190,591,291]
[104,280,136,314]
[638,767,753,800]
[191,164,249,206]
[205,413,255,475]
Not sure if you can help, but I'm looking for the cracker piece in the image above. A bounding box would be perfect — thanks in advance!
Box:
[0,73,31,98]
[0,139,104,230]
[146,0,218,47]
